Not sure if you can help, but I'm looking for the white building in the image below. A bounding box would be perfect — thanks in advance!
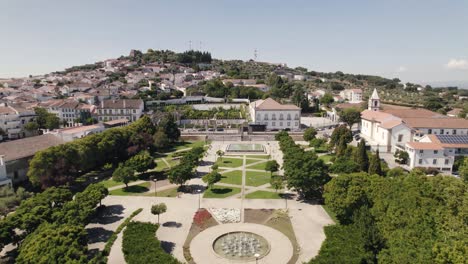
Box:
[249,98,301,130]
[43,124,105,142]
[340,88,363,103]
[0,104,36,139]
[360,89,468,153]
[97,99,144,122]
[41,100,96,126]
[406,134,468,174]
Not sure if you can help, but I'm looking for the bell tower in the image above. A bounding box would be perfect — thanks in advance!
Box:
[368,88,380,111]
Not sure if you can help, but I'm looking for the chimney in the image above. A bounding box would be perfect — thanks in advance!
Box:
[123,100,126,109]
[101,100,104,108]
[0,155,4,166]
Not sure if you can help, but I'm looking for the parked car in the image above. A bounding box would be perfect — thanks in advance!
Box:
[216,128,224,132]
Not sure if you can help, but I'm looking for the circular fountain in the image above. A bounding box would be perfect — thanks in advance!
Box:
[212,232,270,261]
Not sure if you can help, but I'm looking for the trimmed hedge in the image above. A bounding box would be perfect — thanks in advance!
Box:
[122,221,179,264]
[103,208,143,256]
[90,208,143,264]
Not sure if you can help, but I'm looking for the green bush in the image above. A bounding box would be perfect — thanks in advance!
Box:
[122,221,179,264]
[329,157,360,174]
[102,208,143,257]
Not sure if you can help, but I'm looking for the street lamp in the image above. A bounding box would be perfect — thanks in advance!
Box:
[197,189,202,210]
[284,190,289,210]
[153,178,157,197]
[254,253,260,264]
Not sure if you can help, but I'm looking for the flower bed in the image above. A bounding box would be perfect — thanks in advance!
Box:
[210,208,240,223]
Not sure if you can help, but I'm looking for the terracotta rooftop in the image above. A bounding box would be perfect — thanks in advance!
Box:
[0,134,64,162]
[361,109,395,122]
[100,99,143,109]
[406,141,443,150]
[0,106,16,115]
[402,117,468,129]
[380,119,403,129]
[252,98,300,111]
[383,108,443,118]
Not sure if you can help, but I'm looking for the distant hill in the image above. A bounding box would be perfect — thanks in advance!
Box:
[423,80,468,89]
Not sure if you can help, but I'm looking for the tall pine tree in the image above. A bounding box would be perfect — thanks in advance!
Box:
[336,136,348,157]
[368,149,383,176]
[356,139,369,172]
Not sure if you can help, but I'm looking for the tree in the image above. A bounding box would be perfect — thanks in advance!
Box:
[270,175,284,192]
[24,122,39,133]
[125,150,155,173]
[159,115,180,142]
[16,223,88,264]
[216,150,224,162]
[112,164,136,188]
[202,171,221,189]
[330,125,352,148]
[153,129,170,149]
[335,136,348,157]
[320,93,334,107]
[459,157,468,182]
[368,150,383,176]
[167,164,192,188]
[265,160,279,176]
[303,127,317,141]
[339,108,361,128]
[394,150,409,164]
[151,203,167,224]
[355,139,369,172]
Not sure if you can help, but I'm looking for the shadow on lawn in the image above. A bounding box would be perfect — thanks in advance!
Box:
[122,185,149,193]
[211,188,233,194]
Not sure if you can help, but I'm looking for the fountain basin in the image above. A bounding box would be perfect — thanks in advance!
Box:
[212,231,270,261]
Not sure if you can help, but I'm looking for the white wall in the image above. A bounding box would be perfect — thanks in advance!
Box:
[253,110,301,130]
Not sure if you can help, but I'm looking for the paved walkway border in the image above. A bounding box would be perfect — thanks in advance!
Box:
[190,223,293,264]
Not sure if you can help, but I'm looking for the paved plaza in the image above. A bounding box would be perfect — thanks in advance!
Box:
[87,141,334,264]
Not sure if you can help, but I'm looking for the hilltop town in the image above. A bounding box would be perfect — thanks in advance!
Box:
[0,49,467,264]
[1,49,467,141]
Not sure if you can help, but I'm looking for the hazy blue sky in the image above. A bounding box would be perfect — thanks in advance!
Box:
[1,0,468,83]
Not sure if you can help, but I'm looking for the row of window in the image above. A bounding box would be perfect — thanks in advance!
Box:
[256,113,299,121]
[265,121,299,127]
[98,116,137,121]
[427,129,461,135]
[99,109,137,115]
[418,158,450,165]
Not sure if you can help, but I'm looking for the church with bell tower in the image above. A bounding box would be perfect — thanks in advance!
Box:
[368,88,380,111]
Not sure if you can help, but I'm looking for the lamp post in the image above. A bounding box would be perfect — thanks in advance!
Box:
[255,253,260,264]
[197,189,202,210]
[285,190,289,210]
[153,178,157,197]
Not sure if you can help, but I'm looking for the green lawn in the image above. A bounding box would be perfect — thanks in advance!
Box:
[246,161,268,170]
[216,157,243,168]
[109,182,151,196]
[220,170,242,185]
[173,141,205,151]
[145,187,179,197]
[318,154,335,164]
[100,178,126,188]
[203,185,241,198]
[154,159,170,172]
[246,171,271,187]
[245,155,270,159]
[245,190,283,199]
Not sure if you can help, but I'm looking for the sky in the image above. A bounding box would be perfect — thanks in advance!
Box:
[1,0,468,84]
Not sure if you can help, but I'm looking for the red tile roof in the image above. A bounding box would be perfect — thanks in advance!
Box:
[252,98,300,110]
